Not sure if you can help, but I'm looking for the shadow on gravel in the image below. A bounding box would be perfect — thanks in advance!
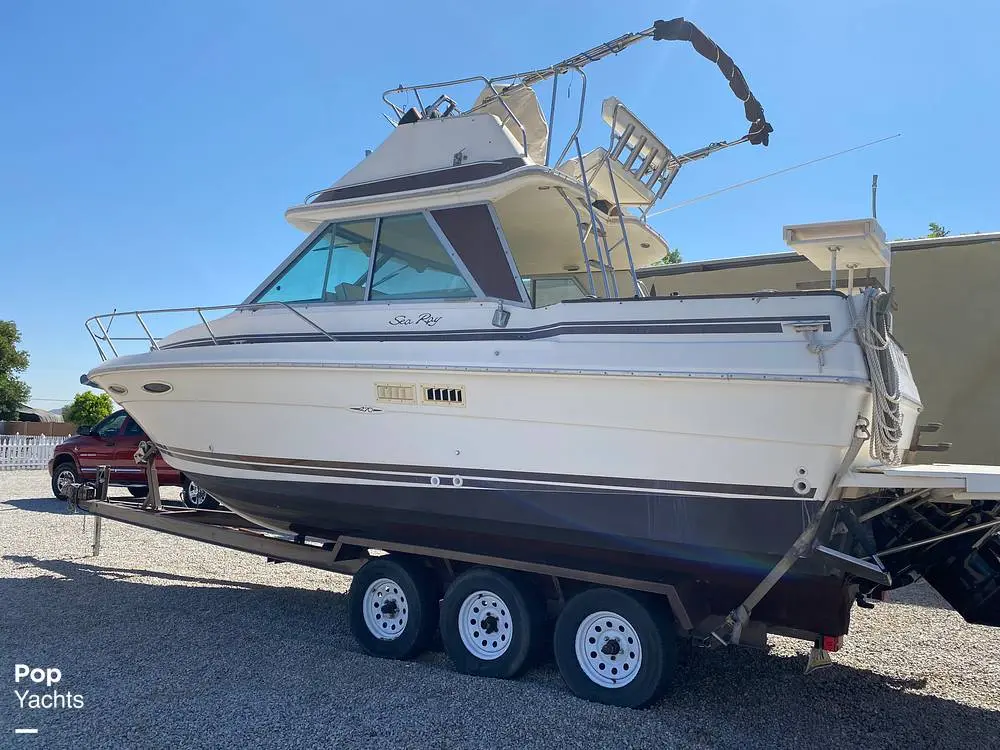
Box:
[4,555,286,591]
[5,496,74,515]
[2,554,997,750]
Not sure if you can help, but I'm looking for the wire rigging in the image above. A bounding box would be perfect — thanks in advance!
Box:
[646,133,902,218]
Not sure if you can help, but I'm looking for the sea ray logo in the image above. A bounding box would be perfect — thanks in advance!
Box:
[349,406,383,414]
[388,313,442,327]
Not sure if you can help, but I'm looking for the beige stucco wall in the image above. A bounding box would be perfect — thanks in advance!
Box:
[638,237,1000,465]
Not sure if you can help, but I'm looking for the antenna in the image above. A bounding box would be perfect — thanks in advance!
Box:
[871,174,878,218]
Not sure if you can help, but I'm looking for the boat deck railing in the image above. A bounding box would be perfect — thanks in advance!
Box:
[84,301,333,362]
[383,74,531,163]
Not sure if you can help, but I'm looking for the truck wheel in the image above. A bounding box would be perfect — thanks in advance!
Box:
[182,478,219,509]
[51,462,80,499]
[439,568,545,679]
[348,556,438,660]
[128,487,148,498]
[553,587,676,708]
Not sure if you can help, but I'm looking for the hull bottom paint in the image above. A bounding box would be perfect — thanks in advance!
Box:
[193,473,857,636]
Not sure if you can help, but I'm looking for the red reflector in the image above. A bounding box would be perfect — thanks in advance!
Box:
[822,635,843,652]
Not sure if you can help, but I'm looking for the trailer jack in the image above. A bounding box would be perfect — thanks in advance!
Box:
[134,440,163,511]
[804,644,834,674]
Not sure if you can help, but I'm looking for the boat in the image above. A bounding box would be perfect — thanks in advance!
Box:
[83,17,1000,675]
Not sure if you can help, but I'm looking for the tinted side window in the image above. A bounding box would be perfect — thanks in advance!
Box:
[256,230,331,303]
[325,220,376,301]
[123,418,144,436]
[95,413,128,439]
[370,214,476,300]
[255,220,376,304]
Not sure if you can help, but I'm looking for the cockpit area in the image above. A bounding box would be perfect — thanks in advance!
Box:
[249,187,669,310]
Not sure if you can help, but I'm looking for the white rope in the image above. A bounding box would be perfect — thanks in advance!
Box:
[851,288,903,464]
[805,288,903,464]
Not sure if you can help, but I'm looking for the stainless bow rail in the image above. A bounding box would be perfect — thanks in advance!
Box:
[84,301,333,362]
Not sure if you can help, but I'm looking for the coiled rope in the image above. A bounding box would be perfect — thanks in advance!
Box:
[806,287,903,464]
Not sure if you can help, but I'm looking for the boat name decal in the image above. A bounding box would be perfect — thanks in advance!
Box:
[388,313,442,328]
[349,406,383,414]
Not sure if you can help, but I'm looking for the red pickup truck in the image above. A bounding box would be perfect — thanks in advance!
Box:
[49,409,217,508]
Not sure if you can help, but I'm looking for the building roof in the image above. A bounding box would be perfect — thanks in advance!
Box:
[16,406,63,422]
[638,231,1000,279]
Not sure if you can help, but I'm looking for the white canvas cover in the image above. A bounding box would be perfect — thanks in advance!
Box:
[472,85,548,165]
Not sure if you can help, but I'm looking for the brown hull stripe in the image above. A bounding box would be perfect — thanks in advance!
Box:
[161,444,813,499]
[310,158,528,203]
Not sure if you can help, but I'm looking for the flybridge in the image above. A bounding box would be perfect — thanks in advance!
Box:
[381,16,773,187]
[288,17,778,301]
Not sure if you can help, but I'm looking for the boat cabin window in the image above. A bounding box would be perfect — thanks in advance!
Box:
[254,214,478,304]
[255,220,376,303]
[521,276,588,307]
[369,213,475,300]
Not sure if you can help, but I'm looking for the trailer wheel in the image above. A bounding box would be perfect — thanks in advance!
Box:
[348,556,438,660]
[439,568,544,679]
[553,587,676,708]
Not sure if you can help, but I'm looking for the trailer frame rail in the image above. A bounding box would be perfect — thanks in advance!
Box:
[69,466,696,631]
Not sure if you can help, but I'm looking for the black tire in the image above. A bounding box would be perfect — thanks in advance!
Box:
[128,487,148,498]
[182,477,219,509]
[348,556,438,660]
[51,461,80,499]
[553,587,677,708]
[439,568,545,679]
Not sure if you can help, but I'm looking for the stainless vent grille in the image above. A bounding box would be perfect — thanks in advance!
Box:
[422,385,465,406]
[375,383,417,404]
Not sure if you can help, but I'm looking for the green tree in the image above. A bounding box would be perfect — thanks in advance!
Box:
[64,391,114,426]
[927,222,950,238]
[650,247,683,266]
[0,320,31,420]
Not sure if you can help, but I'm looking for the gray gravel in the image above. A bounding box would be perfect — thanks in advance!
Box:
[1,470,998,749]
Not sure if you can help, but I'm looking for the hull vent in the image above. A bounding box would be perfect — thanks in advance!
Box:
[423,385,465,406]
[375,383,417,404]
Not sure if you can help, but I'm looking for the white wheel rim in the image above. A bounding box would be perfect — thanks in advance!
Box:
[187,481,207,506]
[458,590,513,660]
[56,470,76,493]
[362,577,409,640]
[575,610,642,688]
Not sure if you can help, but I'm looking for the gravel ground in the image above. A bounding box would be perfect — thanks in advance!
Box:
[1,470,998,749]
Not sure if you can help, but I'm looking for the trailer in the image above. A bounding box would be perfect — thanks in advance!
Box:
[66,443,1000,709]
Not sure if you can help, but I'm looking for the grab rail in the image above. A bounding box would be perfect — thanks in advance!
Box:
[382,74,530,160]
[84,301,335,362]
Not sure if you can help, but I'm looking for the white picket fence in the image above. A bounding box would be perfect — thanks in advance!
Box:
[0,435,61,470]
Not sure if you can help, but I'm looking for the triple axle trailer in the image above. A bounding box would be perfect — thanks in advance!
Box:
[67,445,1000,709]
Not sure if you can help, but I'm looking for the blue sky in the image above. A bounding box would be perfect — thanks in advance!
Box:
[2,1,998,408]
